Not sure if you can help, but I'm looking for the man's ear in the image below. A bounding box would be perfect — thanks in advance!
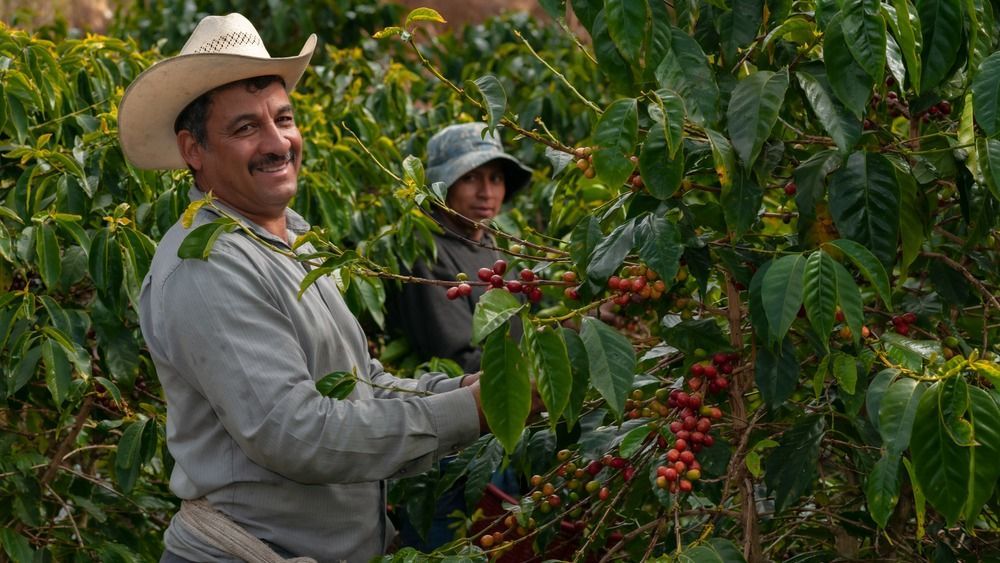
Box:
[177,131,204,172]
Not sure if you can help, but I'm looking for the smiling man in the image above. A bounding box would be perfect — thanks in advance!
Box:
[118,14,493,563]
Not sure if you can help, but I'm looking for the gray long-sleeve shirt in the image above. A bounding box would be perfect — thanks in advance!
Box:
[139,188,480,562]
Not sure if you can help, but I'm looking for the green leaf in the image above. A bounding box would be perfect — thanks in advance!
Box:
[911,382,969,526]
[803,250,837,347]
[180,197,211,229]
[636,215,682,284]
[177,218,239,260]
[825,238,893,310]
[795,68,862,153]
[706,128,737,192]
[677,538,748,563]
[580,316,636,418]
[755,335,799,409]
[592,98,638,189]
[832,351,857,395]
[939,376,974,447]
[88,227,123,294]
[827,152,901,270]
[405,7,446,27]
[592,11,636,93]
[115,418,156,494]
[727,69,789,167]
[879,376,927,457]
[316,371,357,400]
[481,329,531,453]
[866,453,902,528]
[649,88,685,156]
[721,171,763,238]
[571,217,603,290]
[761,254,806,344]
[638,122,683,199]
[895,168,923,277]
[867,368,898,432]
[605,0,650,65]
[401,154,425,192]
[824,14,874,118]
[524,323,572,429]
[841,0,887,83]
[972,52,1000,137]
[619,424,652,458]
[561,328,591,429]
[40,338,70,406]
[978,138,1000,202]
[964,386,1000,521]
[902,457,927,537]
[35,223,61,290]
[885,0,922,94]
[764,414,826,512]
[748,261,772,339]
[372,26,403,39]
[471,289,525,345]
[917,0,963,92]
[0,528,33,562]
[585,218,635,287]
[832,258,864,348]
[655,25,719,125]
[465,75,507,134]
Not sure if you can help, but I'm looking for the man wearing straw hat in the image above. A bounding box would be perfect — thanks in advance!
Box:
[119,14,493,562]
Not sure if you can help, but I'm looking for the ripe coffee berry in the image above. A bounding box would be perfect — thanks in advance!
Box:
[446,286,460,300]
[490,274,504,288]
[492,259,508,275]
[506,280,523,293]
[520,268,535,282]
[784,182,797,196]
[477,267,494,282]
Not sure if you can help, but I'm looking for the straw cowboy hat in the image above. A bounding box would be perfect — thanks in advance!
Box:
[118,13,317,170]
[426,122,533,202]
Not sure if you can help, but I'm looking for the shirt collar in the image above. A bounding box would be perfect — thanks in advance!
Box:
[187,186,311,248]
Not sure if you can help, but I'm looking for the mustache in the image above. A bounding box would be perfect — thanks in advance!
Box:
[248,151,296,173]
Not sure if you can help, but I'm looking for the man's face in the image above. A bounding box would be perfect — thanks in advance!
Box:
[179,81,302,223]
[445,160,506,224]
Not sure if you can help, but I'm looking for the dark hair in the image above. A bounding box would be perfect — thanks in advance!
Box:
[173,75,286,147]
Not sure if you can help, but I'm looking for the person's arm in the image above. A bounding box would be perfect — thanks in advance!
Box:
[156,241,481,485]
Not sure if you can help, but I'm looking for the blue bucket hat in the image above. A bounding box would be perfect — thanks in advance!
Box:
[426,123,532,202]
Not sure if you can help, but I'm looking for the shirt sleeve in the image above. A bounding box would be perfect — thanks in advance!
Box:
[154,239,480,485]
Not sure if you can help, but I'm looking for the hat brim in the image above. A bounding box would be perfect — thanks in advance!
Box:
[427,151,533,202]
[118,34,317,170]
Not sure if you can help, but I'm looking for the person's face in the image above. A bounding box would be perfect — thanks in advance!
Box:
[178,81,302,223]
[446,160,506,225]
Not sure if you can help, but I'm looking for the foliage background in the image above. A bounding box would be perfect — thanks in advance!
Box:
[1,0,999,561]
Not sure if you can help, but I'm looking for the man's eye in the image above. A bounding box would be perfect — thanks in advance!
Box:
[277,115,295,126]
[235,123,255,134]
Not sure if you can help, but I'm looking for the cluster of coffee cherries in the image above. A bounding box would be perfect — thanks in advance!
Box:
[607,265,667,306]
[445,259,546,303]
[690,351,739,394]
[573,146,596,179]
[890,311,918,336]
[656,386,724,493]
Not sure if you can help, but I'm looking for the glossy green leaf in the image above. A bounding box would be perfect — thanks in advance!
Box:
[638,122,683,199]
[832,258,864,348]
[902,457,927,537]
[40,338,70,405]
[824,14,874,118]
[764,415,825,512]
[316,371,357,400]
[649,88,685,156]
[911,382,969,525]
[825,238,893,310]
[35,223,60,290]
[867,368,898,432]
[895,168,922,277]
[939,376,974,447]
[727,69,789,167]
[88,227,124,296]
[401,154,425,192]
[465,75,507,134]
[636,214,682,284]
[803,250,837,347]
[885,0,922,94]
[619,424,652,458]
[176,218,239,261]
[866,453,902,528]
[405,7,446,27]
[748,261,772,339]
[832,352,857,395]
[655,25,719,125]
[586,218,635,287]
[571,216,603,290]
[524,322,572,429]
[605,0,649,65]
[761,254,806,344]
[978,138,1000,202]
[879,376,927,457]
[561,327,591,429]
[755,335,799,409]
[972,52,1000,137]
[0,528,33,562]
[471,288,525,345]
[795,68,862,153]
[580,316,636,418]
[964,386,1000,521]
[481,328,531,453]
[917,0,963,92]
[592,98,638,189]
[115,418,157,495]
[592,11,636,93]
[52,213,91,253]
[841,0,887,83]
[827,152,901,270]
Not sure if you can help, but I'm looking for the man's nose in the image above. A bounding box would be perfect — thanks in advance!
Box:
[260,120,292,154]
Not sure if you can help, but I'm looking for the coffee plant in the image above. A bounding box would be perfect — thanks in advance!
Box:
[2,0,1000,562]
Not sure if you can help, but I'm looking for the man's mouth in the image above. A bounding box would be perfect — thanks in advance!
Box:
[250,152,296,175]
